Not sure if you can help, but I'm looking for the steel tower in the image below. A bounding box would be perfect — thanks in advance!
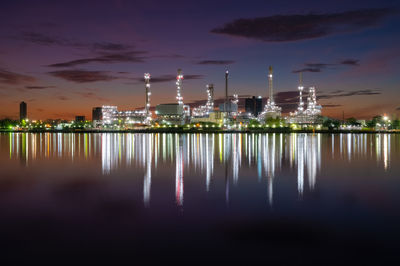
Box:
[176,69,184,105]
[268,66,274,105]
[206,83,214,112]
[144,73,151,115]
[225,70,229,113]
[258,66,281,120]
[298,72,304,112]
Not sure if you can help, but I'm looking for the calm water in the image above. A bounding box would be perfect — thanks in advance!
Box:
[1,132,400,264]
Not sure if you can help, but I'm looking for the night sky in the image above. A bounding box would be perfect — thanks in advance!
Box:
[0,0,399,120]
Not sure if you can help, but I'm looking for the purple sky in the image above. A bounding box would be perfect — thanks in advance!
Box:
[0,0,399,120]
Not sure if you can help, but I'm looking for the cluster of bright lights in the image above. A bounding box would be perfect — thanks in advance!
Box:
[288,74,322,124]
[192,84,214,117]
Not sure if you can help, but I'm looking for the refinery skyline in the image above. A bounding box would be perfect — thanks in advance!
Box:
[0,0,399,120]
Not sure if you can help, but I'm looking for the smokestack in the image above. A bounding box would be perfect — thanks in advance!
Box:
[298,72,304,112]
[144,73,151,114]
[225,70,229,112]
[268,66,273,104]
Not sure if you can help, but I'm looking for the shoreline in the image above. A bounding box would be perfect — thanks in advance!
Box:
[1,129,399,134]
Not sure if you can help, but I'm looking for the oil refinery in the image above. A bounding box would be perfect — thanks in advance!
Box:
[91,67,323,129]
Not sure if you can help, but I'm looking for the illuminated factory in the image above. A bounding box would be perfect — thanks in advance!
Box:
[191,83,229,124]
[287,73,322,124]
[92,66,323,127]
[258,66,282,121]
[155,69,190,125]
[93,73,152,127]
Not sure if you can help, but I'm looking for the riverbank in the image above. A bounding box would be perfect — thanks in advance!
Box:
[1,128,399,134]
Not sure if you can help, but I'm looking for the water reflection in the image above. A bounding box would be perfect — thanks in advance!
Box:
[5,132,397,208]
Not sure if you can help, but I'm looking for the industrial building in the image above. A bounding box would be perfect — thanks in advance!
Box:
[245,96,263,117]
[20,101,27,121]
[155,69,190,125]
[89,66,323,128]
[75,116,85,122]
[93,73,152,127]
[156,103,190,125]
[191,111,227,124]
[92,107,102,120]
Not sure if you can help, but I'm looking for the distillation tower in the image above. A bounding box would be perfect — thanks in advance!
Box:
[176,69,184,105]
[144,73,152,123]
[258,66,282,121]
[288,73,322,124]
[192,84,214,117]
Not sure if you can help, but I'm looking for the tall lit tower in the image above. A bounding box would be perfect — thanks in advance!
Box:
[206,84,214,112]
[297,72,304,113]
[268,66,274,105]
[176,69,184,105]
[144,73,151,115]
[258,66,281,120]
[305,86,321,116]
[225,70,229,112]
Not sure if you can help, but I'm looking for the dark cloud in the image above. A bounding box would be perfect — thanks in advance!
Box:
[17,31,135,52]
[48,70,118,83]
[92,42,134,51]
[397,107,400,110]
[185,74,205,80]
[305,63,334,68]
[211,8,395,42]
[293,58,360,73]
[292,68,321,73]
[197,60,235,65]
[36,108,44,112]
[0,69,36,84]
[48,51,147,67]
[319,89,381,99]
[25,85,55,90]
[132,74,204,83]
[340,59,360,66]
[19,31,67,46]
[153,54,185,59]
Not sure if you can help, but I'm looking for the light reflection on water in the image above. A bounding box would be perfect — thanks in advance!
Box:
[4,132,397,208]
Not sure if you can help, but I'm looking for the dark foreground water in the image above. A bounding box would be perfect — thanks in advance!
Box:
[0,132,399,264]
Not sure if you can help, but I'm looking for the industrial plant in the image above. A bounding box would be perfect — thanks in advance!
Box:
[91,66,323,129]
